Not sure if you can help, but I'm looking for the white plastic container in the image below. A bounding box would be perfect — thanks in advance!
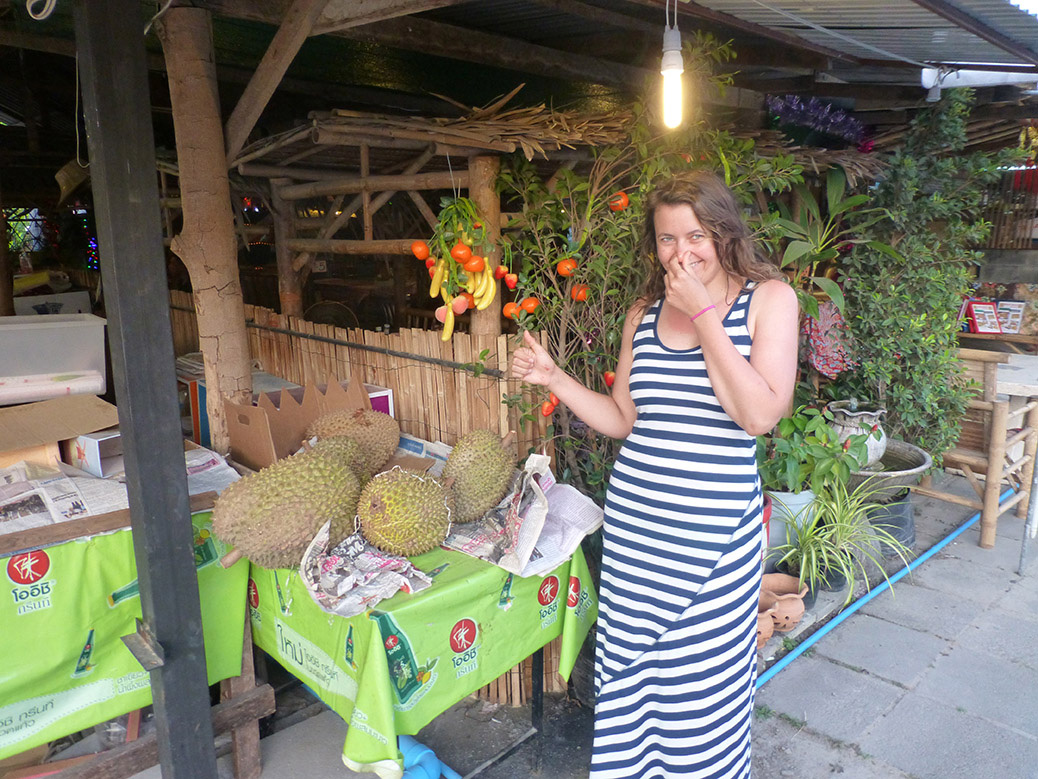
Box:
[0,314,108,401]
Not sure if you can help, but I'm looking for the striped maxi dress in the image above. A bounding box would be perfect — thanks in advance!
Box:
[592,287,763,779]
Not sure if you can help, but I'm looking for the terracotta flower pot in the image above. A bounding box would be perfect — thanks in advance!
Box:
[756,609,775,650]
[760,572,808,633]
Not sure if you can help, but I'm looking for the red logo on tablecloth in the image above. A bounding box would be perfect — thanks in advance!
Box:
[538,575,560,606]
[567,576,581,608]
[247,579,259,608]
[450,618,477,653]
[7,551,50,585]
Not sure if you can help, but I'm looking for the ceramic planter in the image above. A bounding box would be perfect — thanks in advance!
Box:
[764,489,815,572]
[827,400,887,467]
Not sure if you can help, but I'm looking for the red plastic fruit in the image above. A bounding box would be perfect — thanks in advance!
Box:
[540,400,555,417]
[603,371,615,388]
[411,240,430,260]
[504,273,518,290]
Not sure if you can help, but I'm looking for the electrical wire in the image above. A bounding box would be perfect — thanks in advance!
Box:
[144,0,175,36]
[74,52,87,168]
[26,0,56,21]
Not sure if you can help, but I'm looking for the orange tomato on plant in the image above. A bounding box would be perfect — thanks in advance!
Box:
[556,258,578,277]
[607,191,629,212]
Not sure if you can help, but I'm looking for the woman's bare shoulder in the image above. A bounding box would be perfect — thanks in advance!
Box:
[752,278,798,309]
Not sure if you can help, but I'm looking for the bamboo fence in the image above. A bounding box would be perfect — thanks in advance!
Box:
[170,290,568,702]
[984,168,1038,250]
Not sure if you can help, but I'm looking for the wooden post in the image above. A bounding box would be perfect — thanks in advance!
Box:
[156,7,253,455]
[73,2,218,775]
[270,179,305,318]
[469,155,501,336]
[0,201,12,317]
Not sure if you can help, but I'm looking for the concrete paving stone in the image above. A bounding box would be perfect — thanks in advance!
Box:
[994,571,1038,620]
[812,612,951,688]
[858,693,1038,779]
[957,605,1038,673]
[942,526,1029,573]
[751,714,911,779]
[860,580,987,640]
[755,655,904,745]
[131,709,359,779]
[904,552,1012,606]
[914,645,1038,737]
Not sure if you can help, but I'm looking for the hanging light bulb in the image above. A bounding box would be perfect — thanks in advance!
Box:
[661,23,684,129]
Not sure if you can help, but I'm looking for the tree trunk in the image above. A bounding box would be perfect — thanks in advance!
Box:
[468,155,501,336]
[156,8,251,454]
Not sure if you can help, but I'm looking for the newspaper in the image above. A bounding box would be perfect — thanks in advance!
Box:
[443,453,603,578]
[0,446,241,539]
[300,523,433,618]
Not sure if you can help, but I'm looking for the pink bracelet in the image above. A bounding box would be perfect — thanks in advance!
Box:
[690,304,715,322]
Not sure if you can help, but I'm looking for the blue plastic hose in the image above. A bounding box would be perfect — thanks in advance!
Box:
[756,488,1011,689]
[400,733,463,779]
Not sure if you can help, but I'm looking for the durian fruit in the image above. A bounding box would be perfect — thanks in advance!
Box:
[212,444,359,569]
[357,467,453,556]
[306,408,400,478]
[307,437,365,547]
[441,429,515,523]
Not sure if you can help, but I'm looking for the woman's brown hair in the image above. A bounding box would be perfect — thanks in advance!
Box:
[634,171,782,314]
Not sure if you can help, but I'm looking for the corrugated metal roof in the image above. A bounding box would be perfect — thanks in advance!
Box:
[689,0,1038,65]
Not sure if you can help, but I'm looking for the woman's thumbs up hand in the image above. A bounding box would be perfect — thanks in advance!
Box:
[511,330,557,387]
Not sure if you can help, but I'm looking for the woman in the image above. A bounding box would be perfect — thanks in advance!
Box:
[511,171,798,778]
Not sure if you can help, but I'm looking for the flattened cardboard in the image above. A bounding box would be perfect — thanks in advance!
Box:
[0,395,119,453]
[225,376,379,472]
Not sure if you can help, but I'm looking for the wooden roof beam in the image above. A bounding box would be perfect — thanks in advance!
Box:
[314,0,472,35]
[336,15,650,89]
[224,0,332,164]
[908,0,1038,66]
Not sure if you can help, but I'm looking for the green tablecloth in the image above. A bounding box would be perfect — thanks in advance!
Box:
[0,510,248,760]
[249,547,598,779]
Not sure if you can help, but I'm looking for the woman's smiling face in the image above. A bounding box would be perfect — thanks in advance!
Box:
[653,203,721,280]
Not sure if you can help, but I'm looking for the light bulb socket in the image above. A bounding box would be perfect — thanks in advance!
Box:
[661,26,683,75]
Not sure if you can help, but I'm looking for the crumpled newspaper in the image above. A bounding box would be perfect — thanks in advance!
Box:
[300,521,433,618]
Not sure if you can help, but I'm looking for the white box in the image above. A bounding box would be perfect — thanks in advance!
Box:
[0,314,107,402]
[62,425,123,477]
[13,291,92,316]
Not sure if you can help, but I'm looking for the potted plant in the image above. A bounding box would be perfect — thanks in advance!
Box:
[757,404,870,528]
[771,476,914,608]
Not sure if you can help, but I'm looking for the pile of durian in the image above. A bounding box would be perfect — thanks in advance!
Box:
[213,409,515,569]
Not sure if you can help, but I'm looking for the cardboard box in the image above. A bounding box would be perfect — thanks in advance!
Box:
[61,425,124,478]
[180,371,302,447]
[0,395,120,468]
[225,377,394,472]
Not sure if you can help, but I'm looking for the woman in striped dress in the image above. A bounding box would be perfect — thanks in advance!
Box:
[511,172,798,778]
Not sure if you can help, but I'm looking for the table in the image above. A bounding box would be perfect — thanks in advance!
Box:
[248,547,598,779]
[0,510,249,761]
[958,332,1038,355]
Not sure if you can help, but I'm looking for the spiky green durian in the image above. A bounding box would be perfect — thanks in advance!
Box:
[212,444,360,569]
[441,429,515,523]
[357,467,453,556]
[305,408,400,478]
